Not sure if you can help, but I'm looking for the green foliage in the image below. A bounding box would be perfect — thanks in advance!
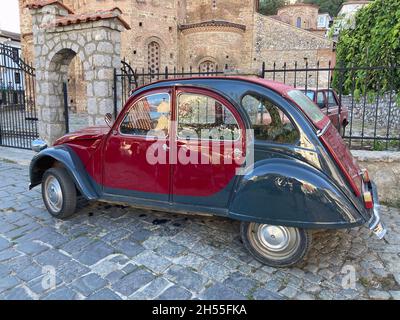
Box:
[258,0,286,15]
[333,0,400,95]
[303,0,345,16]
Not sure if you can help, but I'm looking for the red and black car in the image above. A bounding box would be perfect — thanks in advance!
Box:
[29,77,386,267]
[301,88,349,136]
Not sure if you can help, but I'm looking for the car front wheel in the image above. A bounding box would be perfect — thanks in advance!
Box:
[241,222,311,267]
[42,167,77,219]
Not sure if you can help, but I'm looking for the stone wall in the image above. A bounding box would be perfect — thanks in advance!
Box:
[28,3,127,144]
[352,151,400,207]
[253,14,335,87]
[343,93,400,131]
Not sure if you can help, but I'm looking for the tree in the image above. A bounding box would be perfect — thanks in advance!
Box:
[303,0,345,17]
[258,0,286,16]
[333,0,400,94]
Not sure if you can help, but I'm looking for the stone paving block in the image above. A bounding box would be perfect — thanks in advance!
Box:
[166,265,207,292]
[16,263,43,282]
[223,272,261,296]
[57,261,91,284]
[0,275,20,294]
[112,268,155,297]
[200,262,231,282]
[133,250,171,274]
[59,236,95,255]
[156,285,192,300]
[200,283,246,300]
[105,270,126,284]
[112,239,145,257]
[74,241,115,266]
[130,277,172,300]
[27,275,63,296]
[34,249,71,268]
[0,248,22,262]
[16,241,48,256]
[2,286,34,300]
[0,161,400,300]
[253,287,284,300]
[71,273,108,297]
[42,286,79,300]
[155,240,187,258]
[0,236,11,251]
[88,288,122,300]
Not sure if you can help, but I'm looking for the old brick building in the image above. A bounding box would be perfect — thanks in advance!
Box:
[19,0,335,112]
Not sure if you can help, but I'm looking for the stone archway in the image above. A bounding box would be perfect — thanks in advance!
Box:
[27,1,130,144]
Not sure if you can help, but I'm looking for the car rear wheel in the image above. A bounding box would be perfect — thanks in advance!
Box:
[42,167,77,219]
[240,222,311,267]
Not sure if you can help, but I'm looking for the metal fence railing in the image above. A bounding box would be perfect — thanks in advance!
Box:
[261,62,399,151]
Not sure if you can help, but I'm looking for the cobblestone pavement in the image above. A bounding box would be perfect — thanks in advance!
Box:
[0,160,399,300]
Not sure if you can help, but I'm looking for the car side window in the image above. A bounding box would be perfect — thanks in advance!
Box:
[327,90,338,107]
[120,93,170,137]
[242,94,299,144]
[317,91,325,108]
[177,93,240,141]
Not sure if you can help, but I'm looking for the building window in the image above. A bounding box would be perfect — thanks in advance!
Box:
[199,60,216,74]
[148,41,160,76]
[296,17,302,28]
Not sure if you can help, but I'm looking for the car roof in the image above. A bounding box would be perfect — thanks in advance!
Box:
[130,76,296,97]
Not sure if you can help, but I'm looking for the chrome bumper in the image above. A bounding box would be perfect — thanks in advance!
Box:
[367,182,387,239]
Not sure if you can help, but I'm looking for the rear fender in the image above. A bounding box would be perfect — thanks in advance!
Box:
[29,145,100,200]
[229,159,365,229]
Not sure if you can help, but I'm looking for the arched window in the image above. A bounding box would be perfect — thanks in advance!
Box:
[296,17,302,28]
[147,41,160,76]
[199,60,217,74]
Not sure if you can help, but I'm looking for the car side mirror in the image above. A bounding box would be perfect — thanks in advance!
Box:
[104,113,114,128]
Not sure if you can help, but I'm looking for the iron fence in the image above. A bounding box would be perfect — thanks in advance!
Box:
[261,61,400,151]
[0,43,38,149]
[114,59,226,117]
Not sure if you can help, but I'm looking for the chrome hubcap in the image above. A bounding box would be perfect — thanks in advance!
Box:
[45,176,63,213]
[249,223,301,261]
[258,225,290,252]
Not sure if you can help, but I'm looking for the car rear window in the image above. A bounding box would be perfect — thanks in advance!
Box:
[287,90,326,125]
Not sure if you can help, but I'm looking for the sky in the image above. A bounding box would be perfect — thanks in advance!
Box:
[0,0,21,33]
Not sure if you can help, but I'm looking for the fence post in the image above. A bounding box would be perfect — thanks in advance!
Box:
[337,61,344,135]
[165,66,169,79]
[62,82,69,134]
[261,62,265,78]
[113,68,118,119]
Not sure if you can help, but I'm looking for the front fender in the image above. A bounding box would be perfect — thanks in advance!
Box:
[229,159,365,229]
[29,145,100,200]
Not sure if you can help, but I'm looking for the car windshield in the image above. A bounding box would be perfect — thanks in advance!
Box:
[287,90,326,125]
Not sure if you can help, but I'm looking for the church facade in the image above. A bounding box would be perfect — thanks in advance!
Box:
[19,0,335,72]
[19,0,335,112]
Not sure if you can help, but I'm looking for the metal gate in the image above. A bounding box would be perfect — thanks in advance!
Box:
[0,43,38,149]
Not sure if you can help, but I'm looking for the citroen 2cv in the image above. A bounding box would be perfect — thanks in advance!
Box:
[29,77,386,267]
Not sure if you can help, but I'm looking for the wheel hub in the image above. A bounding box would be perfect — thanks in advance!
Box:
[258,225,290,251]
[45,176,63,213]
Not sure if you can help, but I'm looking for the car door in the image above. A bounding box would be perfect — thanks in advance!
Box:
[103,90,172,201]
[172,88,245,209]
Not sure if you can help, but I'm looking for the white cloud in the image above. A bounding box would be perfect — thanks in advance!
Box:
[0,0,21,33]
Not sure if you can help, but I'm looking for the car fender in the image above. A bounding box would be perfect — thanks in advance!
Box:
[229,158,365,229]
[29,145,100,200]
